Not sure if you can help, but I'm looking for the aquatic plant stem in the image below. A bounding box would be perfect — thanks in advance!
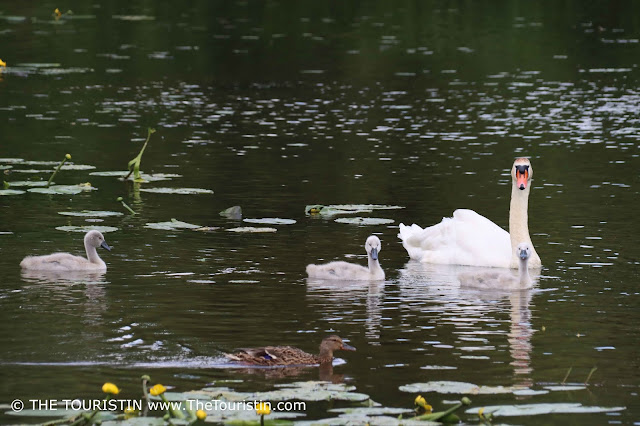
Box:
[585,367,597,385]
[117,197,137,215]
[562,366,573,385]
[415,397,471,421]
[46,154,71,187]
[125,128,156,181]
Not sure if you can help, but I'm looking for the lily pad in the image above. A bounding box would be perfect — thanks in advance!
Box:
[226,227,277,233]
[145,219,202,230]
[399,381,519,395]
[0,158,24,163]
[89,171,182,181]
[56,226,119,233]
[306,204,404,217]
[112,15,156,21]
[139,187,213,195]
[335,217,394,225]
[58,210,123,217]
[464,403,625,417]
[59,164,97,170]
[5,180,48,187]
[28,184,96,195]
[243,218,297,225]
[220,206,242,219]
[0,189,26,195]
[544,385,587,391]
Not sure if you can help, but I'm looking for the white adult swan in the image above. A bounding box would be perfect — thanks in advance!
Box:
[458,242,534,290]
[306,235,385,280]
[20,230,111,271]
[398,158,541,269]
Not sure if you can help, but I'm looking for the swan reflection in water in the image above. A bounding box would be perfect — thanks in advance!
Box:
[306,278,384,344]
[397,261,541,388]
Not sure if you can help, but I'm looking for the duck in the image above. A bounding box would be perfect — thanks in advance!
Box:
[306,235,385,280]
[20,230,111,271]
[458,242,534,289]
[225,335,356,366]
[398,157,541,269]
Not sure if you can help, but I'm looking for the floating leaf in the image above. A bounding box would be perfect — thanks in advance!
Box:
[90,171,181,182]
[220,206,242,219]
[543,385,587,391]
[0,158,24,163]
[58,210,123,217]
[5,180,48,187]
[59,164,96,170]
[399,381,519,395]
[226,227,277,233]
[0,189,26,195]
[335,217,394,225]
[306,204,404,217]
[140,187,213,195]
[56,226,119,233]
[28,184,96,195]
[243,218,296,225]
[464,403,625,417]
[112,15,156,21]
[145,219,202,230]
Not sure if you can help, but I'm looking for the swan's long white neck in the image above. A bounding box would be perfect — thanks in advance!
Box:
[85,240,104,265]
[509,183,539,268]
[518,257,531,286]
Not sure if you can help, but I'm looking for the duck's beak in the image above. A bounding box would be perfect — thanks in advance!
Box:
[515,166,529,190]
[341,343,356,351]
[370,247,378,261]
[101,241,112,251]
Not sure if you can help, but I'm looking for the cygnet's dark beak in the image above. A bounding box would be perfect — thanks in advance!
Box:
[370,247,378,260]
[101,241,112,251]
[341,343,356,351]
[519,250,528,260]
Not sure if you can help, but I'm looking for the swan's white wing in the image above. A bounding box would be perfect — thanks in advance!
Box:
[399,209,511,267]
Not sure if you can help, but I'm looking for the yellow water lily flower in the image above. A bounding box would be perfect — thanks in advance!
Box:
[255,402,271,416]
[102,382,120,395]
[65,153,71,160]
[149,384,167,396]
[54,8,62,18]
[196,410,207,420]
[414,395,432,413]
[0,59,6,67]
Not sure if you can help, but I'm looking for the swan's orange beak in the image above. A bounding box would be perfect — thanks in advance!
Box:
[515,167,529,190]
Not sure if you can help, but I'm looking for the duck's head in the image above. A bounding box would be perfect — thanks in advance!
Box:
[511,157,533,191]
[85,230,111,251]
[516,242,532,261]
[365,235,382,260]
[320,335,356,354]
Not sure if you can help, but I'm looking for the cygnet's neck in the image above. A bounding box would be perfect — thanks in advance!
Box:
[518,257,531,286]
[368,255,384,279]
[85,241,104,266]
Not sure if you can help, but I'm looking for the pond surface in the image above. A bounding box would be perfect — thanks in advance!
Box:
[1,1,639,424]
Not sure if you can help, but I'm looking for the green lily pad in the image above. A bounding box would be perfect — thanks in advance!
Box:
[112,15,156,21]
[140,187,213,194]
[544,385,587,391]
[220,206,242,219]
[0,158,24,163]
[16,63,62,68]
[89,171,182,181]
[464,403,625,417]
[243,218,296,225]
[5,180,48,187]
[58,210,124,217]
[59,164,97,170]
[227,227,277,233]
[22,160,62,166]
[399,381,519,395]
[0,189,26,195]
[6,408,79,417]
[145,219,202,230]
[102,417,166,426]
[56,226,119,233]
[335,217,394,225]
[28,184,96,195]
[306,204,404,217]
[11,169,47,174]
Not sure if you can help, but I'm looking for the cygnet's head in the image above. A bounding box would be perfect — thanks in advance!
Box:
[511,157,533,191]
[85,230,111,251]
[365,235,382,260]
[516,242,531,261]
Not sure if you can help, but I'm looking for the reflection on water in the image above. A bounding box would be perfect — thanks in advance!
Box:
[398,262,536,387]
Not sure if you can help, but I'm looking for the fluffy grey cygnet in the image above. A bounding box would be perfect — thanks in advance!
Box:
[20,230,111,271]
[458,242,533,290]
[306,235,385,281]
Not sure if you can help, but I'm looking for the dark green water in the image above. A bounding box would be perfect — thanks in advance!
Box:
[1,1,639,424]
